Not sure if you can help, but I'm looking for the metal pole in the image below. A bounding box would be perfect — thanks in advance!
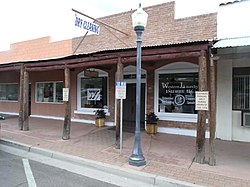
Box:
[129,26,146,166]
[120,99,123,155]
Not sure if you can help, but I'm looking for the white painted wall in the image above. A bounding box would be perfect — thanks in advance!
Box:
[216,58,233,140]
[218,1,250,39]
[216,47,250,142]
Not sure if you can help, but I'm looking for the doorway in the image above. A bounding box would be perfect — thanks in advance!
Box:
[123,83,146,132]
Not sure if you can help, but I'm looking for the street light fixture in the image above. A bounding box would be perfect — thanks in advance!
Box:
[129,4,148,167]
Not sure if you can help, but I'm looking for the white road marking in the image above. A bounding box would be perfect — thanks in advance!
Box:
[22,159,37,187]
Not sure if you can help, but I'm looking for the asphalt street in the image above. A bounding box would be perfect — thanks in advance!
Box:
[0,150,119,187]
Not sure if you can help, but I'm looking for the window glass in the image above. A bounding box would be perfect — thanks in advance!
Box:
[80,77,107,109]
[55,82,63,103]
[36,82,63,103]
[158,73,198,114]
[0,84,18,101]
[233,68,250,110]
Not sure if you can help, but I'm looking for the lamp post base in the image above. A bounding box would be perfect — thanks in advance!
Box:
[129,155,146,166]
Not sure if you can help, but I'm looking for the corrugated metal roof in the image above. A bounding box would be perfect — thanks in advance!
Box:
[0,40,211,66]
[74,39,212,55]
[213,36,250,48]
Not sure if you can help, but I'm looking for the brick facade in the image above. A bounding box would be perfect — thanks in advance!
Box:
[73,2,217,54]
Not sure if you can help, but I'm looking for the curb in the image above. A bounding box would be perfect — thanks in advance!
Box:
[0,138,203,187]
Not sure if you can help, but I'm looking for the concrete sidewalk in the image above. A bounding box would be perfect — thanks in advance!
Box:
[1,116,250,187]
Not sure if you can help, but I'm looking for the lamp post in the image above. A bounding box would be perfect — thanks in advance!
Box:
[129,4,148,167]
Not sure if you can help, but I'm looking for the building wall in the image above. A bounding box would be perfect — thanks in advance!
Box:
[216,47,250,142]
[30,70,65,117]
[0,36,72,64]
[73,2,216,54]
[218,1,250,39]
[0,71,19,114]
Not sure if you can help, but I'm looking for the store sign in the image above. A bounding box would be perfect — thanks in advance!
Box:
[87,88,101,101]
[195,91,209,111]
[75,14,100,35]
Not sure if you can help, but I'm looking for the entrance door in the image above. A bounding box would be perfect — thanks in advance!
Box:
[123,83,145,132]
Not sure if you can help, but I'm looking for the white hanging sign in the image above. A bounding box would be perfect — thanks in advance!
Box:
[75,14,100,35]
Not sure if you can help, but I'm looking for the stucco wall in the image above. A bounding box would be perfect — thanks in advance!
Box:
[0,71,19,114]
[216,47,250,142]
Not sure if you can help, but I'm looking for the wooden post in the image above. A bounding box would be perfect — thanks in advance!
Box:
[19,64,24,130]
[23,69,29,131]
[62,67,71,140]
[115,57,123,149]
[209,57,217,166]
[194,50,208,164]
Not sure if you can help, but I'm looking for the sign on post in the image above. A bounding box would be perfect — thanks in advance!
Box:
[195,91,209,111]
[116,82,126,100]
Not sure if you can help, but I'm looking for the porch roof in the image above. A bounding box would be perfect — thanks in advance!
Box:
[0,41,211,72]
[213,36,250,48]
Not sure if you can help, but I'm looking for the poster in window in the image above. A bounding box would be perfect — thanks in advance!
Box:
[158,74,198,114]
[87,88,101,101]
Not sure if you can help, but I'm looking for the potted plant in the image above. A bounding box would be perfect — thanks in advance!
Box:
[146,112,159,134]
[94,109,106,127]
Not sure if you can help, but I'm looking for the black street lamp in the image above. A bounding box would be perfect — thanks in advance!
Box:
[129,4,148,167]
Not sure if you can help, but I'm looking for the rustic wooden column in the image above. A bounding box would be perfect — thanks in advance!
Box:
[194,50,208,164]
[19,64,24,130]
[23,69,29,131]
[62,67,71,140]
[209,57,217,166]
[115,57,123,149]
[146,69,155,113]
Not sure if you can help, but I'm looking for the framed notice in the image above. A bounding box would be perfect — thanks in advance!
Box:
[63,88,69,102]
[195,91,209,111]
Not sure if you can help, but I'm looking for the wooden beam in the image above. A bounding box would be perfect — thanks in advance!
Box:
[209,58,217,166]
[115,57,123,149]
[123,52,201,63]
[62,67,71,140]
[22,44,208,69]
[25,58,118,72]
[0,65,21,72]
[23,69,29,131]
[194,50,208,164]
[18,64,24,130]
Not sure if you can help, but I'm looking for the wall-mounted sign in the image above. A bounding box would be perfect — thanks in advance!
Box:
[75,14,100,35]
[63,88,69,102]
[84,69,99,77]
[195,91,209,111]
[87,88,101,101]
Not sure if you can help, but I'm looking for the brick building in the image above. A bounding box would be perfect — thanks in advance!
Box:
[0,1,217,148]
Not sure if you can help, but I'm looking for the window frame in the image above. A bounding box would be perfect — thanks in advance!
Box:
[35,81,63,104]
[76,69,109,115]
[154,62,198,123]
[0,83,18,102]
[232,67,250,111]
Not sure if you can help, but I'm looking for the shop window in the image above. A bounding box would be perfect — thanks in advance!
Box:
[0,83,18,101]
[80,77,107,109]
[158,73,198,114]
[36,82,63,103]
[233,67,250,110]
